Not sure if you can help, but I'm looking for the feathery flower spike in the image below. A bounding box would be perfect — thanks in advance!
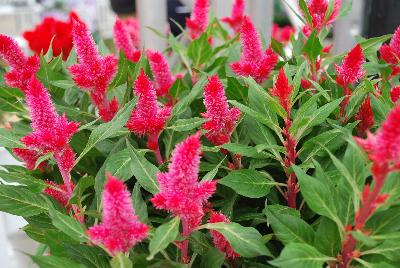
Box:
[355,96,374,137]
[379,26,400,77]
[186,0,210,40]
[221,0,246,33]
[146,50,176,97]
[209,212,240,260]
[151,132,217,262]
[335,44,365,88]
[302,0,341,35]
[43,180,75,209]
[272,24,295,44]
[88,174,149,255]
[126,70,171,161]
[231,17,278,84]
[271,68,293,113]
[69,19,118,122]
[201,75,241,145]
[0,34,39,91]
[113,17,141,62]
[390,86,400,103]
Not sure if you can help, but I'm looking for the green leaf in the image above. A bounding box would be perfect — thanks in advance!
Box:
[363,240,400,261]
[202,157,225,181]
[105,149,135,181]
[132,182,148,223]
[200,248,225,268]
[127,143,159,194]
[313,217,341,256]
[270,243,333,268]
[31,255,85,268]
[188,32,213,67]
[0,128,23,148]
[167,117,207,132]
[110,253,133,268]
[221,143,273,159]
[34,152,53,170]
[49,208,88,243]
[69,176,95,204]
[63,244,110,268]
[148,217,180,260]
[202,222,272,257]
[0,185,48,217]
[219,169,275,198]
[293,166,344,232]
[0,171,48,192]
[265,206,315,245]
[76,98,136,164]
[298,0,313,25]
[303,31,323,64]
[190,231,213,255]
[172,76,206,117]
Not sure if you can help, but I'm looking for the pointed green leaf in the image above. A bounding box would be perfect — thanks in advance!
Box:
[148,217,180,260]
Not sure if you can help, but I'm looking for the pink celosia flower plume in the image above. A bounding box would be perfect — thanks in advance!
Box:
[146,50,176,97]
[390,86,400,103]
[126,70,171,151]
[379,26,400,77]
[271,68,293,113]
[355,96,374,137]
[201,75,241,145]
[186,0,210,40]
[151,132,217,262]
[0,34,40,91]
[88,174,149,255]
[69,19,119,122]
[221,0,246,33]
[209,211,240,260]
[302,0,341,35]
[231,17,278,84]
[113,17,141,62]
[43,180,75,210]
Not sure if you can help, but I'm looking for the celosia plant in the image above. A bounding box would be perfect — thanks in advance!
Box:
[0,1,400,267]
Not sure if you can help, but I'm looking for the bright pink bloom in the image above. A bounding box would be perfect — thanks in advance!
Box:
[390,86,400,102]
[88,174,149,255]
[151,132,217,233]
[126,70,171,149]
[379,26,400,77]
[354,105,400,172]
[302,0,341,34]
[69,19,118,122]
[221,0,246,33]
[146,50,176,97]
[355,96,374,137]
[231,17,278,84]
[335,44,365,88]
[113,17,141,62]
[43,180,75,209]
[12,148,47,171]
[0,34,40,91]
[209,212,240,260]
[301,79,312,89]
[201,75,241,145]
[186,0,210,39]
[271,68,293,113]
[272,24,295,44]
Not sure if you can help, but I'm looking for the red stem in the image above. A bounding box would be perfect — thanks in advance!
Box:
[283,115,298,209]
[148,133,164,165]
[180,218,190,264]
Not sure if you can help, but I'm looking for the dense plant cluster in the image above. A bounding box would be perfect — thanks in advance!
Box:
[0,0,399,267]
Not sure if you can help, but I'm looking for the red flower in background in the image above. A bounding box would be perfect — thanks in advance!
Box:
[390,86,400,102]
[272,24,295,44]
[146,50,177,97]
[186,0,210,39]
[221,0,246,33]
[355,96,374,137]
[231,17,278,84]
[113,17,141,62]
[302,0,341,35]
[379,26,400,77]
[271,68,293,113]
[208,211,240,259]
[23,12,79,60]
[202,75,241,146]
[43,180,75,209]
[88,174,149,255]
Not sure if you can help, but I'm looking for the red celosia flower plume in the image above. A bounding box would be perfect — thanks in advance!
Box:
[335,44,365,88]
[186,0,210,39]
[272,24,295,44]
[355,96,374,137]
[126,70,171,150]
[231,17,278,84]
[88,174,149,255]
[146,50,176,97]
[302,0,341,35]
[113,17,141,62]
[379,26,400,77]
[69,19,119,122]
[390,86,400,103]
[0,34,40,91]
[201,75,241,145]
[271,68,293,113]
[151,132,217,229]
[221,0,246,33]
[23,12,79,60]
[208,211,240,260]
[43,180,75,209]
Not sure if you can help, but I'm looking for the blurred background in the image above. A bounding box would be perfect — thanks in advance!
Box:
[0,0,399,267]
